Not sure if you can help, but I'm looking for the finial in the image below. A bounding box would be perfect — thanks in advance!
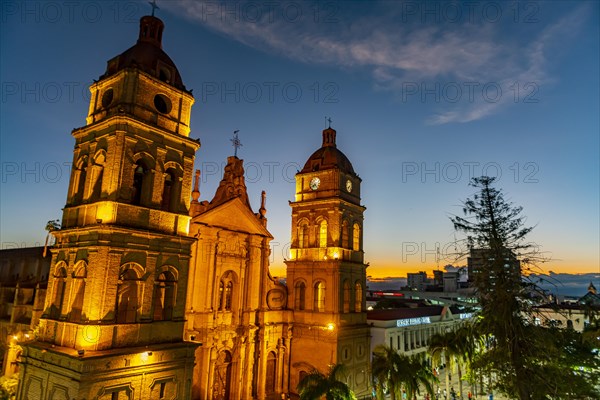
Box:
[259,190,267,218]
[327,117,332,128]
[149,0,160,16]
[231,130,242,157]
[192,169,201,202]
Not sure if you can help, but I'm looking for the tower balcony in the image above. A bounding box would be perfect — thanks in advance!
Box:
[62,201,190,236]
[289,247,364,264]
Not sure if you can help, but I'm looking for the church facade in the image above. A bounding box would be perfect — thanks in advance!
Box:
[16,12,370,400]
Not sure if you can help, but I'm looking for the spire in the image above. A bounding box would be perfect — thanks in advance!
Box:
[209,156,251,209]
[191,169,201,203]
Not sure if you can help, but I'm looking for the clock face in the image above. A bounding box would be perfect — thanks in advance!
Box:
[310,177,320,190]
[346,179,352,192]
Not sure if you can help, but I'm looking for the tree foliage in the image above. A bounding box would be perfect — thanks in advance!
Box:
[450,177,600,399]
[297,363,356,400]
[372,345,437,400]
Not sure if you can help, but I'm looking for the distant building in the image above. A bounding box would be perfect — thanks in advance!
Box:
[0,247,50,377]
[407,271,429,291]
[532,282,600,332]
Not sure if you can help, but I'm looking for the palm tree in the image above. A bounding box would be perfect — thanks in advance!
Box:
[297,363,356,400]
[372,345,403,400]
[372,345,437,400]
[428,330,459,398]
[43,219,60,257]
[402,355,437,400]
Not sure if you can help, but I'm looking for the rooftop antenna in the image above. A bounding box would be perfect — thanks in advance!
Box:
[231,130,242,157]
[149,0,159,16]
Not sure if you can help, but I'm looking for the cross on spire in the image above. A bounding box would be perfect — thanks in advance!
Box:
[149,0,159,16]
[325,116,332,128]
[231,130,242,157]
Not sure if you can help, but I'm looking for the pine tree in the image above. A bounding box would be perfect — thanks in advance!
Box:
[451,177,599,399]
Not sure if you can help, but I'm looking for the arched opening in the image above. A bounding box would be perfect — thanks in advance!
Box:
[116,268,139,323]
[153,271,176,321]
[161,171,174,211]
[132,161,151,206]
[224,281,233,311]
[70,279,86,322]
[50,266,67,319]
[70,262,87,322]
[213,350,233,400]
[341,220,349,248]
[298,223,309,248]
[314,281,325,312]
[343,280,351,313]
[72,156,88,203]
[91,152,105,201]
[353,223,361,251]
[355,282,363,312]
[295,281,306,310]
[161,167,182,213]
[218,281,224,310]
[319,220,328,248]
[265,351,277,395]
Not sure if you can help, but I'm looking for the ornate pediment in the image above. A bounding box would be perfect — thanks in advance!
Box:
[191,197,272,238]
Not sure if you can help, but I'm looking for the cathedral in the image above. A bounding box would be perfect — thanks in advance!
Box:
[16,12,370,400]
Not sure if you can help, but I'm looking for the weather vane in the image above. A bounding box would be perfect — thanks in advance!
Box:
[231,130,242,157]
[325,116,332,128]
[149,0,159,16]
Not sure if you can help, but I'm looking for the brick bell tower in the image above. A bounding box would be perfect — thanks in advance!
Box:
[285,126,371,397]
[18,12,200,400]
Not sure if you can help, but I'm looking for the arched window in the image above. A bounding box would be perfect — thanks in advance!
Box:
[117,268,139,323]
[353,223,361,251]
[341,220,349,248]
[343,280,351,313]
[295,281,306,310]
[50,266,67,319]
[355,282,363,312]
[266,351,277,394]
[298,223,309,248]
[314,281,325,312]
[213,351,233,399]
[218,272,236,311]
[132,161,150,206]
[153,271,176,321]
[218,281,224,310]
[224,281,233,310]
[319,220,328,248]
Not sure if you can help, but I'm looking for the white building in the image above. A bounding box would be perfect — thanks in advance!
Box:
[367,306,471,357]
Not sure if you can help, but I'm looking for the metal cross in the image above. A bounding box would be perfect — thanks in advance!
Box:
[149,0,159,16]
[325,116,332,128]
[231,130,242,157]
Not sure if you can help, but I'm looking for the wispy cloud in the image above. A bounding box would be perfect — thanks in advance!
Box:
[165,1,589,124]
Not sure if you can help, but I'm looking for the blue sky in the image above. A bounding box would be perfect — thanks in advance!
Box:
[1,0,598,280]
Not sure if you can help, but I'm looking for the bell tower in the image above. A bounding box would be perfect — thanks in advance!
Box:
[18,12,200,400]
[285,127,370,396]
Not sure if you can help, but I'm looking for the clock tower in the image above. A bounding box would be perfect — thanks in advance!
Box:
[286,127,370,396]
[17,13,199,400]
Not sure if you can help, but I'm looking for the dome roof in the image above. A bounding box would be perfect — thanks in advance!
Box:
[300,128,355,175]
[100,16,186,91]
